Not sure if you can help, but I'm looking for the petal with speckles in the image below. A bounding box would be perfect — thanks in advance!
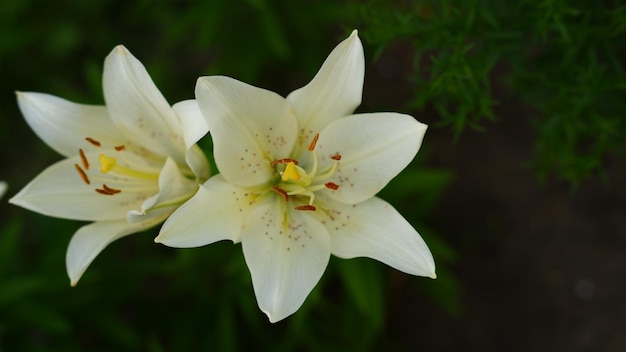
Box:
[196,76,297,189]
[315,113,427,204]
[241,198,331,322]
[103,45,187,165]
[155,174,256,247]
[314,195,436,278]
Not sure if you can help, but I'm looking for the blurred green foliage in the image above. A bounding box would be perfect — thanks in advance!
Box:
[357,0,626,184]
[1,0,622,350]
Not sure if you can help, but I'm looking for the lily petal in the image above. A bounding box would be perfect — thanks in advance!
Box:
[286,29,364,153]
[315,195,436,278]
[172,99,211,181]
[16,92,126,158]
[196,76,297,188]
[155,174,252,247]
[241,198,330,322]
[315,113,427,204]
[103,45,186,164]
[127,158,197,223]
[67,219,156,286]
[9,152,157,221]
[172,99,208,149]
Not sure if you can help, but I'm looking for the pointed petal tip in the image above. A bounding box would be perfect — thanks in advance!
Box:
[14,91,31,107]
[422,256,437,279]
[15,90,29,100]
[423,260,437,279]
[113,44,129,54]
[8,195,24,207]
[68,269,83,287]
[350,29,358,37]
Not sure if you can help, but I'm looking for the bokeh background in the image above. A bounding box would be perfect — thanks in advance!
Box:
[1,0,625,351]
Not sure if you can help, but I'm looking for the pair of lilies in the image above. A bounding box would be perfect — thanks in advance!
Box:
[10,30,435,322]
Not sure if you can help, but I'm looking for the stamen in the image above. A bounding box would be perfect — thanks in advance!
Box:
[331,153,342,161]
[102,184,121,194]
[324,182,339,190]
[74,164,90,185]
[312,160,339,183]
[308,133,320,151]
[272,186,289,202]
[85,137,101,147]
[114,145,126,151]
[79,148,89,170]
[272,133,341,210]
[272,158,299,165]
[95,184,121,195]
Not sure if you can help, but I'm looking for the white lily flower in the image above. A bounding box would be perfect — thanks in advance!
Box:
[156,30,435,322]
[10,46,210,286]
[0,181,7,199]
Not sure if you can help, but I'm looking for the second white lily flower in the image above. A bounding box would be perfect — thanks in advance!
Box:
[10,46,210,286]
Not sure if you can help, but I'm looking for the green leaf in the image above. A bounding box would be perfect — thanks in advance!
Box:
[336,258,385,330]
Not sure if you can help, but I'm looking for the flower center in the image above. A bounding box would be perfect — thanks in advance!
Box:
[271,133,341,211]
[73,137,160,196]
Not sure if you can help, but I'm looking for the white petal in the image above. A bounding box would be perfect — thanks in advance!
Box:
[315,196,435,278]
[9,152,158,221]
[16,92,126,158]
[315,113,427,204]
[172,99,208,149]
[241,198,330,322]
[67,219,157,286]
[155,174,253,247]
[286,30,364,153]
[127,157,197,223]
[172,99,211,181]
[103,45,186,164]
[195,76,297,188]
[0,181,7,199]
